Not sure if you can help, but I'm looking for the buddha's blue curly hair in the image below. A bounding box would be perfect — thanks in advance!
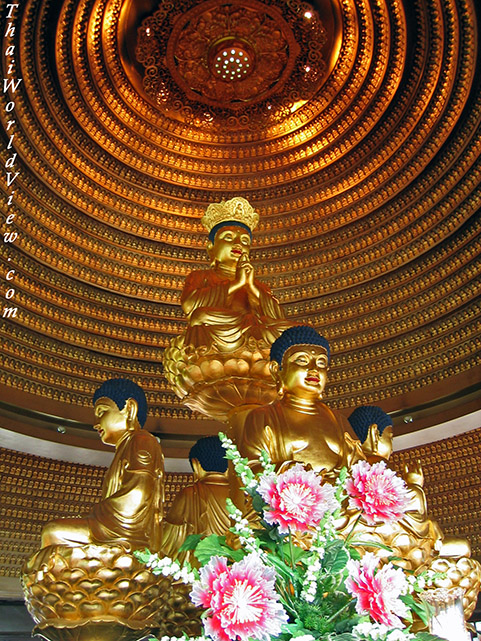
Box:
[270,325,330,368]
[348,405,392,443]
[208,221,252,243]
[189,435,228,473]
[93,378,148,427]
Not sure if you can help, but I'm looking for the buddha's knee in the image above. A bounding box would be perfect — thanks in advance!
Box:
[189,308,210,326]
[436,535,471,559]
[41,517,92,548]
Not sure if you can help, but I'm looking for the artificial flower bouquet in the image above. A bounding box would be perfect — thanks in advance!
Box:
[136,433,446,641]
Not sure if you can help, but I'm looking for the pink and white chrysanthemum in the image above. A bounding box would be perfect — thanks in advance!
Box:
[257,463,337,534]
[190,555,229,609]
[346,552,410,627]
[345,460,410,525]
[190,553,288,641]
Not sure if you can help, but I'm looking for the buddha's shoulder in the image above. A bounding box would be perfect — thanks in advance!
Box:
[244,401,284,427]
[126,428,162,450]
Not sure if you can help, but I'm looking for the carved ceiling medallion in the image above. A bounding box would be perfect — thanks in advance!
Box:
[136,0,328,129]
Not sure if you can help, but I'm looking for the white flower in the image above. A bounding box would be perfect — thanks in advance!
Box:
[352,622,415,641]
[352,622,389,640]
[387,631,415,641]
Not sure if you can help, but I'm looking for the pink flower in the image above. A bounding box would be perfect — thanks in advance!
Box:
[257,463,337,534]
[190,553,288,641]
[346,552,410,627]
[345,460,410,525]
[190,555,229,609]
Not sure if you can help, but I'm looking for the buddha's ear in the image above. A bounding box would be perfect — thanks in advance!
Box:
[124,398,138,424]
[269,359,280,382]
[368,423,380,445]
[191,457,205,481]
[207,241,215,262]
[362,424,378,452]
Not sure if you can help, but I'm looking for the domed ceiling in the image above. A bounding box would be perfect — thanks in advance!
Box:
[1,0,480,455]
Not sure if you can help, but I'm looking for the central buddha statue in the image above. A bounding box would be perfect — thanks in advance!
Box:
[163,197,294,420]
[236,325,364,478]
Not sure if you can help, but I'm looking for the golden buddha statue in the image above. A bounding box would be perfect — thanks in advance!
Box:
[161,436,230,563]
[23,379,184,641]
[348,405,471,559]
[347,405,481,619]
[41,377,164,552]
[347,405,442,568]
[347,405,394,464]
[182,197,290,353]
[235,325,364,478]
[163,197,294,420]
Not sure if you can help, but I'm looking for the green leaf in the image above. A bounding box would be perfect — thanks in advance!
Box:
[414,633,448,641]
[281,541,307,563]
[252,493,267,513]
[330,548,349,574]
[133,548,152,563]
[266,553,298,584]
[178,534,202,552]
[323,541,349,574]
[349,539,394,553]
[194,535,229,564]
[193,534,245,565]
[254,528,281,552]
[280,622,312,636]
[348,547,361,561]
[400,593,431,626]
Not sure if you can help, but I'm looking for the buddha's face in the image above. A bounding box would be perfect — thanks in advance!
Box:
[278,344,329,399]
[209,225,251,268]
[93,396,129,446]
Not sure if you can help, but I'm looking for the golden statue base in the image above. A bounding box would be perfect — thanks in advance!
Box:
[429,556,481,620]
[164,335,276,421]
[22,544,202,641]
[31,621,154,641]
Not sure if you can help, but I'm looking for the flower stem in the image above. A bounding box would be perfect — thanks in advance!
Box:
[325,598,352,624]
[345,513,362,543]
[288,529,295,569]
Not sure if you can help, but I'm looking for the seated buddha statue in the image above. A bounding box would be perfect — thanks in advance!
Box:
[348,405,471,565]
[181,196,292,353]
[41,378,165,552]
[161,435,231,563]
[236,325,364,478]
[163,197,295,420]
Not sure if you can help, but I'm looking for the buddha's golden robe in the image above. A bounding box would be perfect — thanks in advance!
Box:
[181,268,292,352]
[88,428,164,551]
[161,472,231,561]
[237,399,363,476]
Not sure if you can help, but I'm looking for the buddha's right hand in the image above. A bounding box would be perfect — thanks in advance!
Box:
[236,252,253,284]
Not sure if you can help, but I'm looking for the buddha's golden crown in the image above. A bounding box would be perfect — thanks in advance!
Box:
[201,197,259,233]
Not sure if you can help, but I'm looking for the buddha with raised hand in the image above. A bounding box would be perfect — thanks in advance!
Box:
[181,196,291,353]
[236,325,363,477]
[41,378,164,552]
